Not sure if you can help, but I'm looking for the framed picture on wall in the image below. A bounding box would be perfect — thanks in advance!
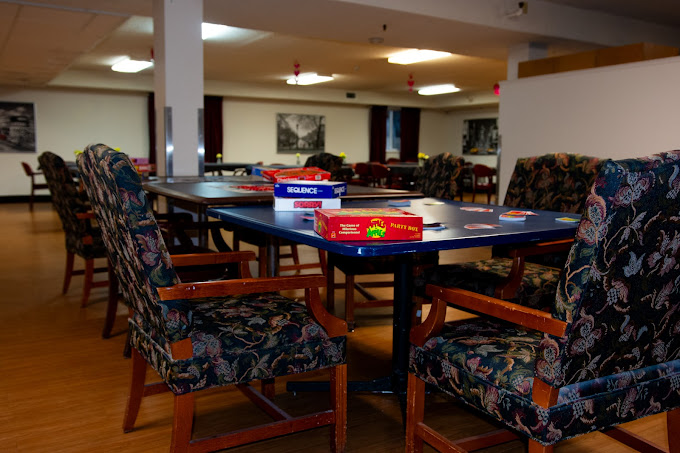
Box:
[276,113,325,153]
[0,101,36,153]
[462,118,498,155]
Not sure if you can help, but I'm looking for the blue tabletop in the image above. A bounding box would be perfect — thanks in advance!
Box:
[207,198,580,257]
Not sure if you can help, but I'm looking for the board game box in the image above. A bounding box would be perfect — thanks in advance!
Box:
[274,180,347,198]
[262,167,330,182]
[274,197,341,211]
[314,208,423,241]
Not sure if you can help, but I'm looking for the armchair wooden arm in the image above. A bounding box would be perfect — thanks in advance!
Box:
[494,238,574,299]
[157,274,347,338]
[413,284,566,408]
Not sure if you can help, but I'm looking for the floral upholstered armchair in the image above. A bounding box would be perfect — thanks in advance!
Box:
[416,153,603,310]
[38,151,109,307]
[414,152,465,200]
[406,151,680,452]
[77,144,348,453]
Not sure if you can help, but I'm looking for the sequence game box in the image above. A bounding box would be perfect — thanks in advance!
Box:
[314,208,423,241]
[262,167,330,182]
[274,180,347,198]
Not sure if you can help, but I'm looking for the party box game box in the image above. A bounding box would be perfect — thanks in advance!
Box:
[314,208,423,241]
[262,167,330,182]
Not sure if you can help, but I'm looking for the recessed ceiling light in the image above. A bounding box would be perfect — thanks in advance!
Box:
[111,58,153,73]
[418,84,461,96]
[286,73,334,85]
[388,49,451,65]
[202,22,232,40]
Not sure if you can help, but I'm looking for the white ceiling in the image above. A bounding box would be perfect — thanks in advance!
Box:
[2,0,680,109]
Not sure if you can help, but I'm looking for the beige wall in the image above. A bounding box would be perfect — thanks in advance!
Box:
[498,55,680,202]
[221,99,370,165]
[0,87,148,196]
[0,86,487,197]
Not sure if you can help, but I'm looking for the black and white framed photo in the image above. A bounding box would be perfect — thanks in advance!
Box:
[0,101,36,153]
[276,113,325,153]
[462,118,498,155]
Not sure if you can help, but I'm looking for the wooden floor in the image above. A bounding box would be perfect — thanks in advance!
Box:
[0,201,667,452]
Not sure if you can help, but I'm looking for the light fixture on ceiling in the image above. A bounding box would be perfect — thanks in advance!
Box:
[286,73,334,85]
[111,58,153,73]
[202,22,232,40]
[388,49,451,65]
[418,84,461,96]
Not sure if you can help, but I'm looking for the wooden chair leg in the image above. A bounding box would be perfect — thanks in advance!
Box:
[528,440,553,453]
[261,378,275,400]
[330,364,347,453]
[318,249,327,275]
[258,246,267,278]
[63,251,75,294]
[170,393,195,453]
[345,274,356,331]
[405,373,425,453]
[290,244,300,266]
[81,258,95,307]
[669,408,680,453]
[102,267,119,339]
[123,348,147,433]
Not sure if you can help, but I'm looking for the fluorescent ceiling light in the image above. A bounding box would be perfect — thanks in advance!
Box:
[388,49,451,65]
[202,22,232,40]
[418,84,461,96]
[111,58,153,73]
[286,73,334,85]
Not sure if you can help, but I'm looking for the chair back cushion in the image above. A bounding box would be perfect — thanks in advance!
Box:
[304,152,346,181]
[415,152,465,199]
[77,144,187,344]
[540,150,680,387]
[504,153,602,213]
[38,151,99,256]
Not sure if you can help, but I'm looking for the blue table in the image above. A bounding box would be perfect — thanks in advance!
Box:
[207,198,579,397]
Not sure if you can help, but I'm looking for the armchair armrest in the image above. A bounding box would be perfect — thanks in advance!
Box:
[171,250,255,278]
[494,238,573,299]
[411,284,567,347]
[157,274,346,338]
[76,212,95,220]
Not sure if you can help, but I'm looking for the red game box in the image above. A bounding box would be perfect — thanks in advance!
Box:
[314,208,423,241]
[262,167,331,182]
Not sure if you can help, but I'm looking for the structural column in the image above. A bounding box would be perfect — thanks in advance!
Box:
[506,42,547,80]
[153,0,204,177]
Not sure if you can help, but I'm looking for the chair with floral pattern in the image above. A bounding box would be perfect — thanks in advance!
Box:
[77,144,348,453]
[38,151,109,307]
[406,150,680,453]
[414,152,465,200]
[326,152,464,330]
[415,153,603,310]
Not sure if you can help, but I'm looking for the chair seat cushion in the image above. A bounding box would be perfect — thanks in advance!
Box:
[130,292,346,394]
[415,258,560,309]
[410,317,680,445]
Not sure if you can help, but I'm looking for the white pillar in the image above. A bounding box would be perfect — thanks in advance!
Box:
[153,0,204,177]
[507,42,548,80]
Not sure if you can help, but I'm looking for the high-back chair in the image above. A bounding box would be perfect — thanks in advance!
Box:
[38,151,109,306]
[414,152,465,200]
[77,144,347,453]
[326,153,464,330]
[21,161,49,211]
[305,152,349,181]
[416,153,602,310]
[407,150,680,453]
